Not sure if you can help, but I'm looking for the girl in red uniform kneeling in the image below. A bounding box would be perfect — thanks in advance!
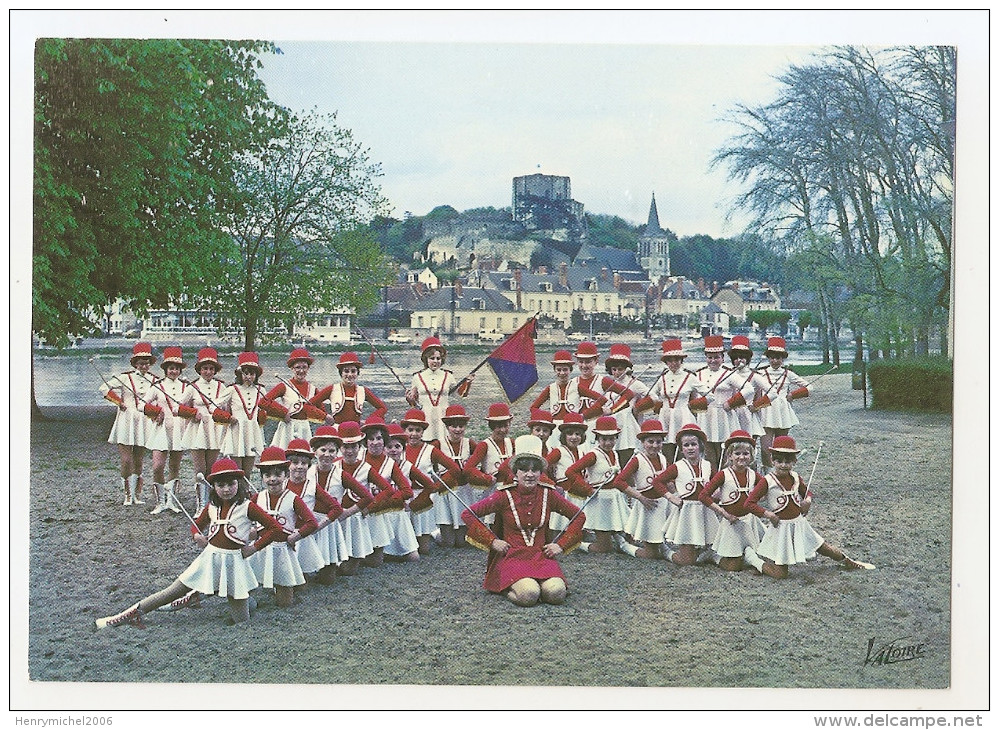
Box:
[95,458,284,628]
[462,435,586,607]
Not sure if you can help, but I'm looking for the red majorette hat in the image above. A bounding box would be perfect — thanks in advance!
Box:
[386,423,408,444]
[287,348,314,367]
[256,446,290,469]
[400,409,430,429]
[130,342,155,367]
[310,425,342,449]
[765,337,789,357]
[285,438,315,459]
[195,347,221,370]
[724,430,756,449]
[592,415,621,436]
[207,457,245,483]
[337,421,365,444]
[728,335,753,359]
[676,423,707,444]
[361,414,389,438]
[550,350,575,367]
[159,346,186,370]
[769,435,801,454]
[558,412,588,432]
[703,335,725,353]
[441,404,470,424]
[420,336,446,360]
[637,419,668,438]
[660,339,688,361]
[604,343,633,368]
[527,409,555,429]
[237,351,263,376]
[485,402,513,422]
[575,341,599,359]
[337,352,363,371]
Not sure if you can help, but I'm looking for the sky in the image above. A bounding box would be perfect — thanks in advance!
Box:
[256,42,817,238]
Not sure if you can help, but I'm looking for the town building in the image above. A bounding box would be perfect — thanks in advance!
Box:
[710,280,782,320]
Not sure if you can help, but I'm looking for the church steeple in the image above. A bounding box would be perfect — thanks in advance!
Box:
[646,192,665,235]
[639,192,670,279]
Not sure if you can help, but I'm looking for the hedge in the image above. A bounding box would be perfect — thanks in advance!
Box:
[867,357,952,412]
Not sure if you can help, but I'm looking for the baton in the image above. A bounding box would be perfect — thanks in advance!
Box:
[173,476,208,536]
[90,357,153,406]
[428,470,493,534]
[806,440,825,488]
[550,485,602,544]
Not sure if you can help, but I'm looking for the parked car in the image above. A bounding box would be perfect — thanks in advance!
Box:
[594,332,611,341]
[566,332,587,342]
[478,330,504,342]
[387,332,412,344]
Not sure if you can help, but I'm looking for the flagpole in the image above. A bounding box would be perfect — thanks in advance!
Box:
[449,315,538,395]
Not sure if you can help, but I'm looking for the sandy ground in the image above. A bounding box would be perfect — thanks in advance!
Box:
[27,374,951,691]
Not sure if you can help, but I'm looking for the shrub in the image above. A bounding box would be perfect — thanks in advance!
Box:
[867,357,952,412]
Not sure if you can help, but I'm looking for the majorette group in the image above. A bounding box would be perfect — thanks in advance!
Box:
[95,334,874,628]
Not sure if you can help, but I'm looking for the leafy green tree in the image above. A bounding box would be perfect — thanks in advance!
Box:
[746,309,792,336]
[586,213,641,250]
[33,38,284,346]
[200,110,390,350]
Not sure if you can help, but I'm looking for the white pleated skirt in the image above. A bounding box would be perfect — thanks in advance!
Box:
[583,489,630,532]
[761,396,800,430]
[366,511,392,549]
[664,500,720,547]
[145,417,186,452]
[409,494,438,536]
[341,512,374,559]
[625,497,672,543]
[270,419,314,449]
[293,531,328,573]
[757,515,824,565]
[306,521,350,568]
[549,491,585,532]
[222,419,266,458]
[382,511,420,556]
[248,542,306,588]
[712,513,766,557]
[107,408,154,447]
[178,544,258,600]
[699,403,739,443]
[181,418,225,451]
[434,488,467,528]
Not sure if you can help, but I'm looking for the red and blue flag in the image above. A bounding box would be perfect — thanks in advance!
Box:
[453,318,538,402]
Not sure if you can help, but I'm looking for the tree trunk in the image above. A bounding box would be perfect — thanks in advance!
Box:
[244,315,257,351]
[31,347,47,421]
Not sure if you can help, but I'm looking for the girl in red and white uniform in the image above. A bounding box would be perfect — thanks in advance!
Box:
[528,350,606,449]
[690,335,743,473]
[178,348,229,510]
[652,423,719,566]
[697,430,766,572]
[100,342,159,506]
[249,447,316,607]
[282,439,336,584]
[564,416,627,554]
[463,403,517,527]
[213,352,269,479]
[386,424,438,555]
[405,337,467,444]
[546,413,592,534]
[144,346,188,515]
[613,420,671,559]
[724,336,768,443]
[745,436,874,578]
[399,408,463,543]
[433,405,478,548]
[756,337,810,467]
[95,458,284,629]
[570,341,635,446]
[602,343,649,465]
[634,339,703,463]
[264,348,327,449]
[362,416,419,564]
[327,421,383,575]
[306,425,373,577]
[310,351,389,426]
[462,436,587,608]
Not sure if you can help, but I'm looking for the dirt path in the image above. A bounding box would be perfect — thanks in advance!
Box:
[27,375,952,692]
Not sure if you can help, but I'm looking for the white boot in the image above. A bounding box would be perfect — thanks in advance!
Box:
[149,483,167,514]
[128,474,144,505]
[95,603,145,629]
[121,477,132,506]
[156,590,201,612]
[743,546,765,573]
[165,480,181,513]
